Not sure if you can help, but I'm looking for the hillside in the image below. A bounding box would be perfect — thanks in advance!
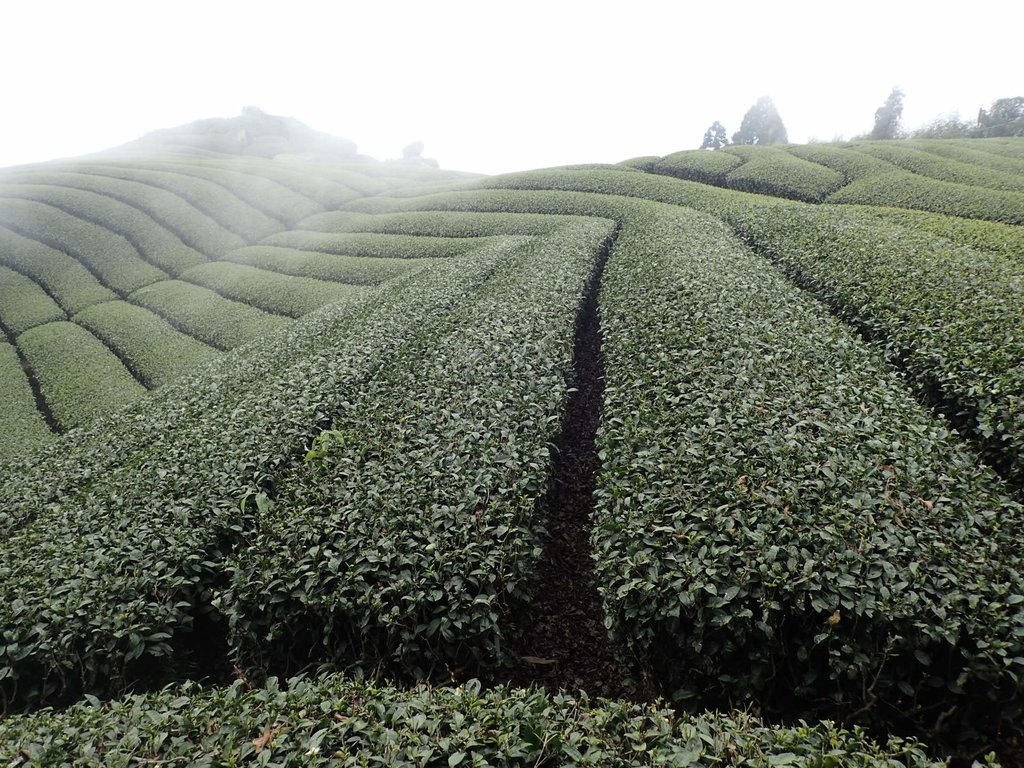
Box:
[1,128,1023,766]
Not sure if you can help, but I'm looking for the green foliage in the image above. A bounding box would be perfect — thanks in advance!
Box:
[0,266,64,336]
[72,301,219,388]
[977,96,1024,138]
[225,246,423,285]
[261,230,485,260]
[0,242,518,712]
[223,221,609,680]
[179,262,365,317]
[17,321,145,429]
[0,676,945,767]
[297,210,574,238]
[0,168,248,256]
[0,198,166,294]
[0,227,115,315]
[850,141,1024,193]
[61,162,284,243]
[128,279,291,350]
[0,342,53,461]
[721,147,843,202]
[652,150,743,185]
[0,183,206,275]
[594,201,1024,735]
[700,120,730,150]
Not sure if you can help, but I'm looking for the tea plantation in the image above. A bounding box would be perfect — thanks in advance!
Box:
[1,126,1023,766]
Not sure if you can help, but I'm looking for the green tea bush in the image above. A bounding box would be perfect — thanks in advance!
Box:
[0,227,115,314]
[0,676,944,767]
[723,149,843,202]
[73,300,219,388]
[594,202,1024,734]
[64,163,284,242]
[179,262,364,317]
[651,149,743,185]
[0,199,166,294]
[0,169,247,256]
[223,220,611,680]
[261,230,483,260]
[296,210,573,238]
[17,321,145,429]
[0,240,519,711]
[0,183,205,275]
[0,342,53,461]
[851,141,1024,193]
[784,144,892,182]
[0,266,64,335]
[129,279,291,350]
[122,158,324,224]
[725,203,1024,487]
[225,246,421,285]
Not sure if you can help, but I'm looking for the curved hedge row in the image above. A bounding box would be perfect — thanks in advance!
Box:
[179,262,365,318]
[0,198,166,295]
[593,201,1024,736]
[225,246,423,285]
[0,676,944,767]
[0,342,53,461]
[650,150,743,186]
[223,220,611,681]
[64,163,285,243]
[128,279,291,351]
[17,321,146,430]
[73,301,219,389]
[0,169,248,256]
[261,230,484,260]
[0,227,115,315]
[0,239,522,712]
[0,183,206,275]
[0,265,64,336]
[296,210,574,238]
[850,141,1024,194]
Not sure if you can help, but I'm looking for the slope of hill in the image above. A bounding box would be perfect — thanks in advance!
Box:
[1,132,1023,765]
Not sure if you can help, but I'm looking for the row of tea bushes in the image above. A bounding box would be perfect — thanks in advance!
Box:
[0,342,54,460]
[0,238,527,712]
[16,321,146,429]
[119,158,324,224]
[723,203,1024,487]
[72,301,218,389]
[0,265,64,336]
[0,676,945,767]
[0,226,115,314]
[223,220,612,681]
[60,163,284,243]
[850,141,1024,194]
[0,184,206,275]
[260,230,484,260]
[0,168,248,256]
[128,279,291,350]
[178,262,365,318]
[593,201,1024,736]
[224,246,421,285]
[296,209,578,238]
[0,198,166,294]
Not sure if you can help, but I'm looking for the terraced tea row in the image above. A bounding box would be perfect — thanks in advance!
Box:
[0,159,494,458]
[0,677,941,767]
[640,138,1024,223]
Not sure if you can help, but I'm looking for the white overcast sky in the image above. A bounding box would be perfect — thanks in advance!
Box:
[1,0,1021,175]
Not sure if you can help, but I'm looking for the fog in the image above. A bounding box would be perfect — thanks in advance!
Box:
[2,0,1021,174]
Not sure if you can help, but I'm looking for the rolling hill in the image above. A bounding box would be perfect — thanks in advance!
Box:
[1,115,1023,765]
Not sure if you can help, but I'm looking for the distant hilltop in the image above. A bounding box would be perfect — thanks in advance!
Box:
[113,107,363,162]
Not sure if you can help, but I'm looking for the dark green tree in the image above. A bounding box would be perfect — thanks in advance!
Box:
[731,97,788,145]
[870,87,905,140]
[700,121,730,150]
[977,97,1024,137]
